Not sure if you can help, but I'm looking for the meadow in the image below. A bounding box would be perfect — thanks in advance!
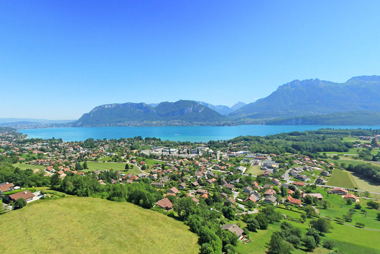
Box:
[246,165,262,176]
[0,197,199,254]
[327,168,357,189]
[86,161,142,175]
[12,163,46,170]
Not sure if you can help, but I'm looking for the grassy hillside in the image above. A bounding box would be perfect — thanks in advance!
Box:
[0,197,199,254]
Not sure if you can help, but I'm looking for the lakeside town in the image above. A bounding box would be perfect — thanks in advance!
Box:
[1,127,380,253]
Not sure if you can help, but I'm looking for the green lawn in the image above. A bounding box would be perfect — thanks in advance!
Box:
[246,165,262,176]
[86,161,131,171]
[327,168,357,189]
[0,197,199,254]
[324,222,380,254]
[85,161,143,175]
[12,163,46,170]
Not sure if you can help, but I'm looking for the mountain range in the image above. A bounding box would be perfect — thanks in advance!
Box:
[73,100,230,127]
[229,75,380,120]
[3,75,380,128]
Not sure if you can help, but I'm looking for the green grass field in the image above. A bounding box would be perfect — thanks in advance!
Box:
[0,197,199,254]
[327,168,357,189]
[246,165,262,176]
[325,222,380,254]
[350,174,380,193]
[86,161,142,175]
[343,137,371,143]
[13,163,46,170]
[322,148,363,155]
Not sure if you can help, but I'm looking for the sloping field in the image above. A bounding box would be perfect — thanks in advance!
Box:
[0,197,199,254]
[12,163,46,170]
[327,168,357,189]
[246,165,262,176]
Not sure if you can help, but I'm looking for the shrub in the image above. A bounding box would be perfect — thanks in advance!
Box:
[14,198,27,210]
[322,240,334,250]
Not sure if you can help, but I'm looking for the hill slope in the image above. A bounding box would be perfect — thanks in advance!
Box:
[73,100,227,127]
[0,197,199,254]
[229,75,380,119]
[265,110,380,125]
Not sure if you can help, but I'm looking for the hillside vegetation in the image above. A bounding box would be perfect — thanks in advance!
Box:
[265,110,380,125]
[0,197,199,254]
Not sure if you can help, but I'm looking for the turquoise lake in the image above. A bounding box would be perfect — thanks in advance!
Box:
[19,125,380,142]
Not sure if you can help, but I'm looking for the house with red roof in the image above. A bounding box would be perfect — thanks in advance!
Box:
[343,193,357,202]
[286,195,301,206]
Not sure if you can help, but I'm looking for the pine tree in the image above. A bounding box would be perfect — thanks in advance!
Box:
[125,163,129,170]
[83,161,88,169]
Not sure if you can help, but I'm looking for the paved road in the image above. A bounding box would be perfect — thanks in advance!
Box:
[313,184,380,195]
[236,209,258,215]
[283,169,292,184]
[232,191,239,200]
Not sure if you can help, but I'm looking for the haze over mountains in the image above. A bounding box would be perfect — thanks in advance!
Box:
[3,75,380,128]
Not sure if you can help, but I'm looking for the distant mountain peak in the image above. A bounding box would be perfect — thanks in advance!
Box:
[347,75,380,82]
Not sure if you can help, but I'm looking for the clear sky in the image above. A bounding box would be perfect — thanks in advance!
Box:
[1,1,380,120]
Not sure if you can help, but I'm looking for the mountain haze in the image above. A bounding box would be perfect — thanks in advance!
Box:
[229,75,380,120]
[197,101,246,115]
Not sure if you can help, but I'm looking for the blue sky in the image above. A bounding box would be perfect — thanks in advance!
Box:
[1,1,380,120]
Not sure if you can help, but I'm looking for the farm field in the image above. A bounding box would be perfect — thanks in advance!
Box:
[327,168,357,189]
[0,197,199,254]
[246,165,262,176]
[12,163,46,170]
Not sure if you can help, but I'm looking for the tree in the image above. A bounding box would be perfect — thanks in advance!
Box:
[83,161,88,169]
[354,203,361,209]
[306,228,320,245]
[0,190,4,200]
[304,205,315,218]
[173,197,195,220]
[14,198,27,209]
[286,235,301,248]
[50,173,61,189]
[323,240,334,250]
[301,213,307,221]
[332,155,340,160]
[280,185,288,197]
[346,198,353,205]
[292,190,301,199]
[125,163,129,170]
[75,161,83,170]
[310,218,333,233]
[268,232,293,254]
[222,206,235,220]
[367,200,380,210]
[303,236,316,250]
[355,222,365,228]
[376,212,380,221]
[246,218,260,232]
[256,213,268,230]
